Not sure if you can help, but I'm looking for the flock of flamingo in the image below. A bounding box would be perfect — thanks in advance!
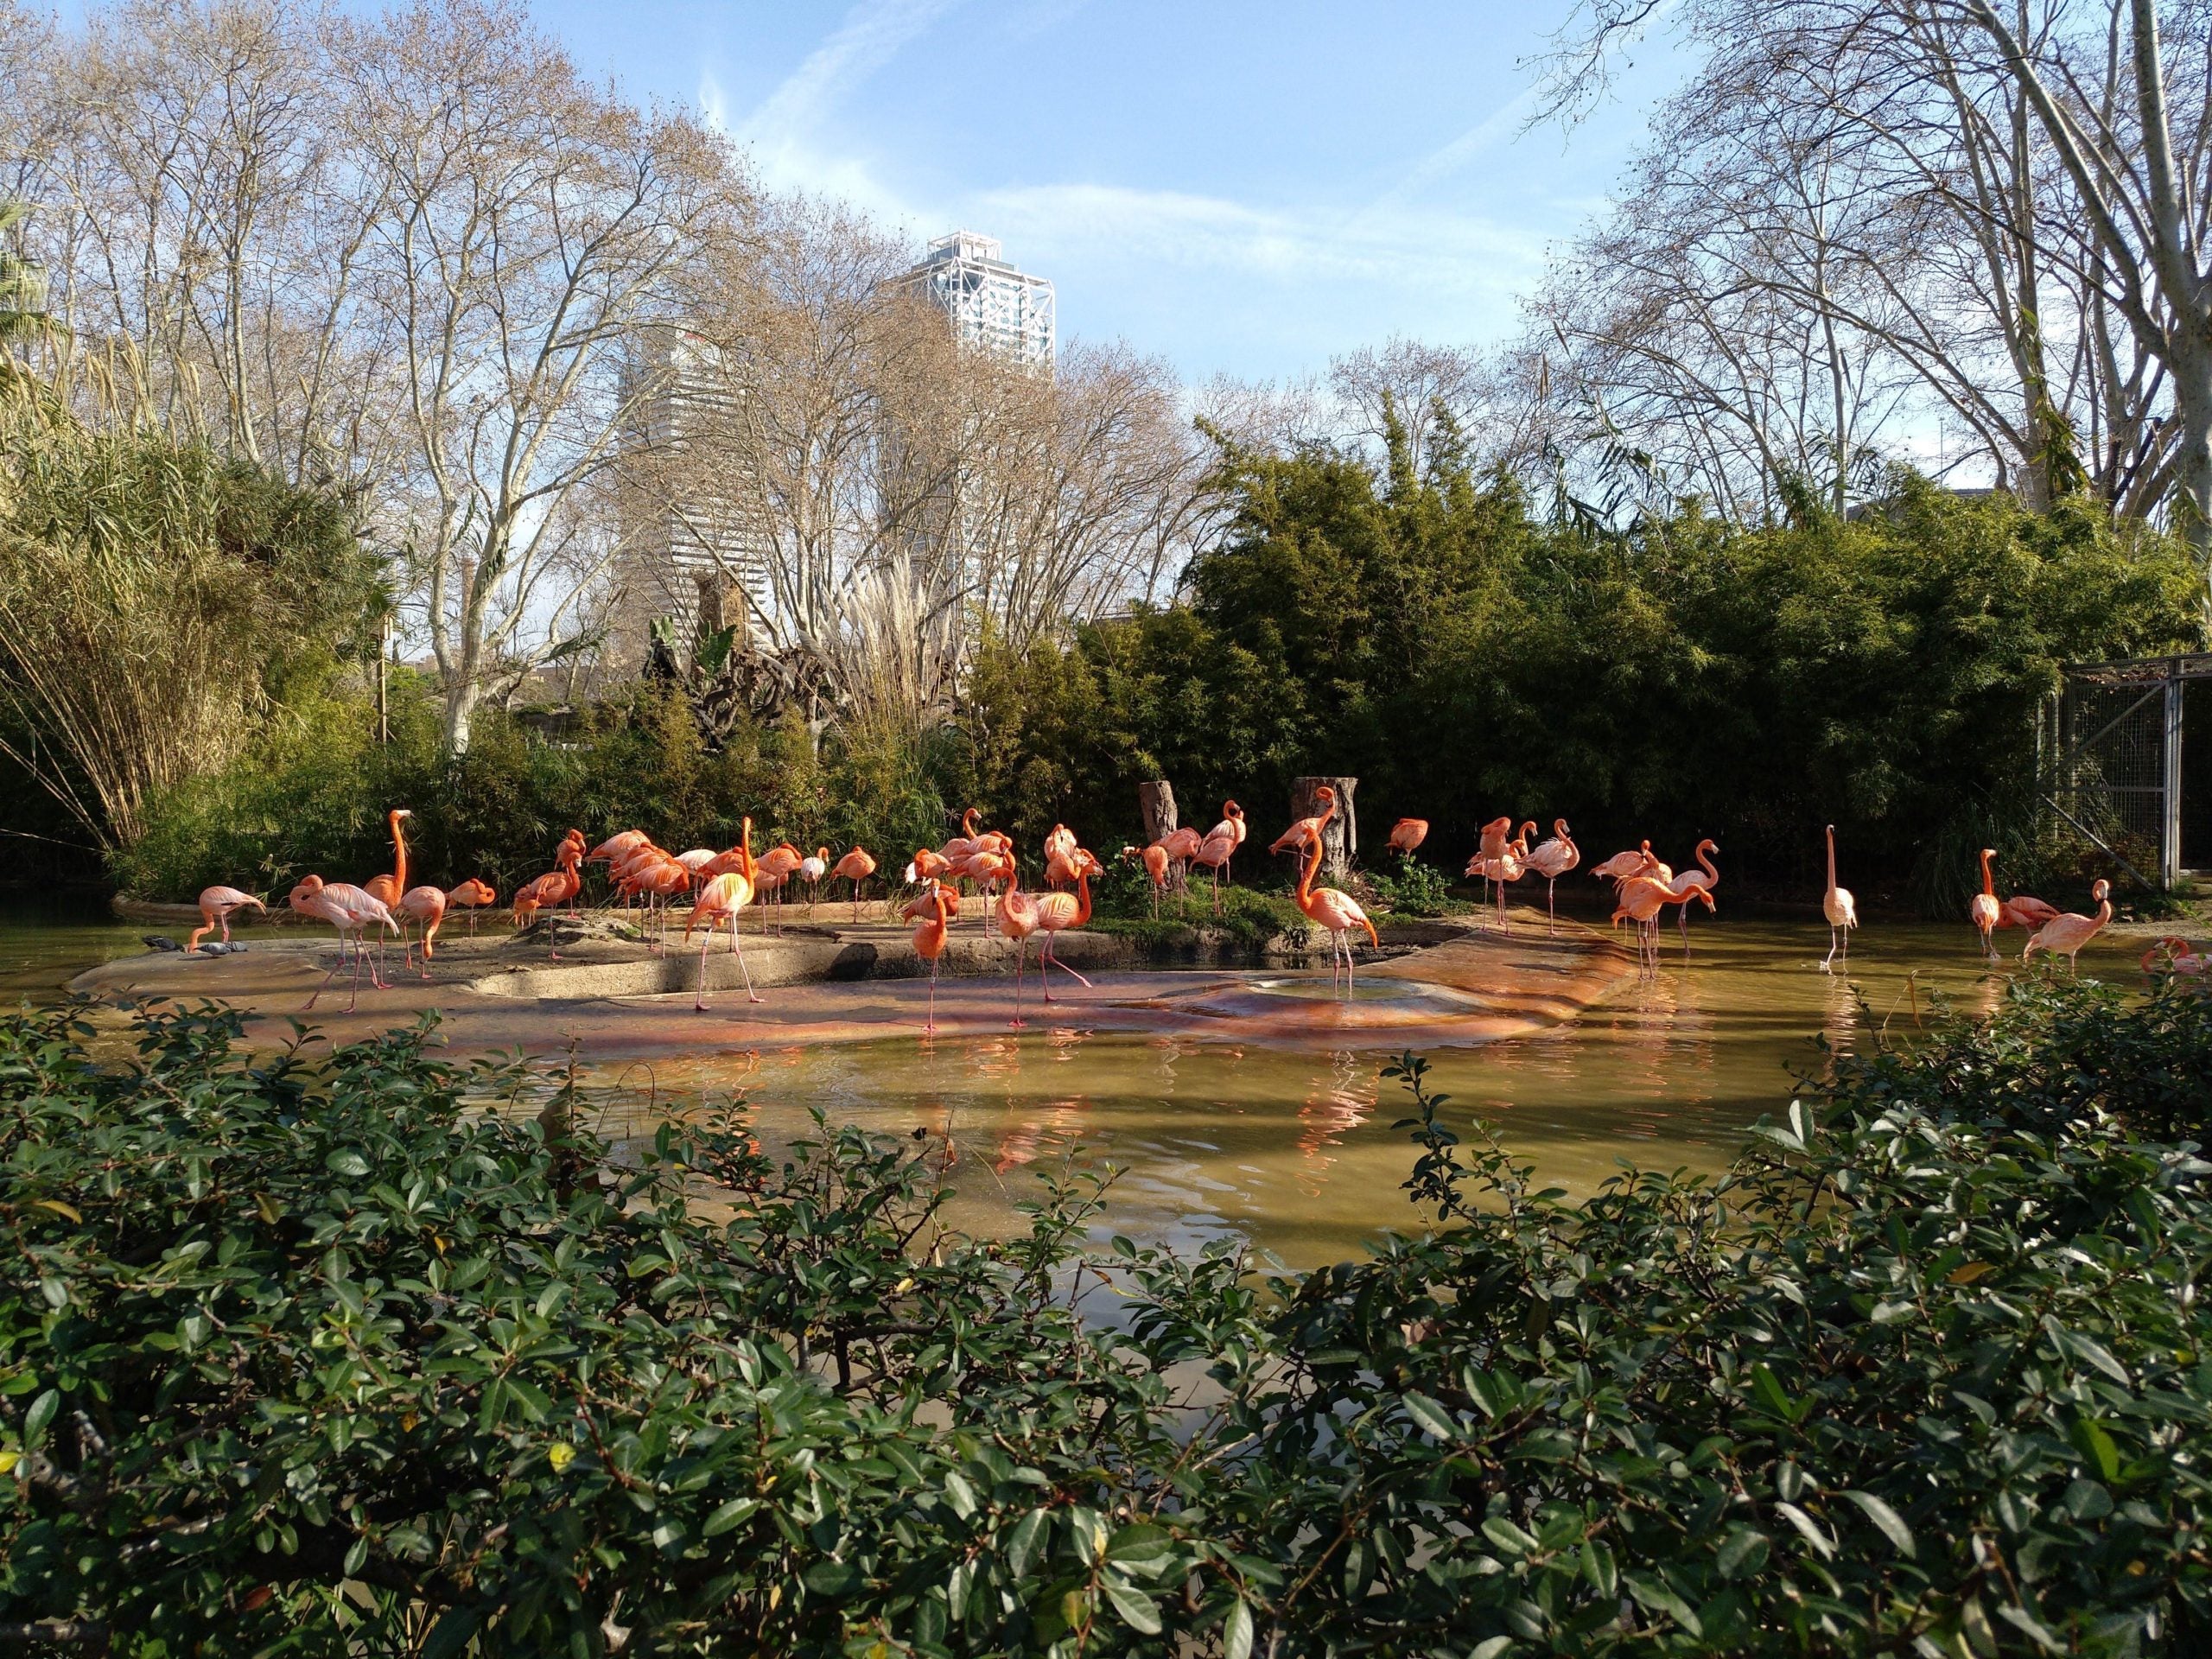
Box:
[175,787,2185,1023]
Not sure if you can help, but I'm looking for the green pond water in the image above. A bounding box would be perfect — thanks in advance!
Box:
[2,904,2151,1268]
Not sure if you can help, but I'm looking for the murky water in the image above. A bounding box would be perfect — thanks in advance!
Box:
[575,918,2149,1267]
[6,904,2152,1267]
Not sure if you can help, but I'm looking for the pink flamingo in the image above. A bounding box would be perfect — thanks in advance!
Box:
[1387,817,1428,855]
[188,887,264,950]
[1029,849,1101,1001]
[995,866,1044,1027]
[1294,826,1377,987]
[397,885,446,978]
[912,880,952,1034]
[685,823,761,1009]
[362,808,412,912]
[831,847,876,920]
[1662,839,1719,948]
[446,878,497,934]
[1269,788,1340,859]
[2141,937,2209,976]
[799,846,830,917]
[1969,849,2004,961]
[1193,817,1239,911]
[755,842,804,933]
[1522,820,1580,935]
[2024,880,2112,971]
[1821,824,1858,972]
[289,875,398,1011]
[1135,842,1172,917]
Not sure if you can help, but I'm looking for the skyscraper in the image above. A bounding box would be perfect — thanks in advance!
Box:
[900,232,1055,368]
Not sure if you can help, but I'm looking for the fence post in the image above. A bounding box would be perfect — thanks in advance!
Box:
[2165,658,2184,889]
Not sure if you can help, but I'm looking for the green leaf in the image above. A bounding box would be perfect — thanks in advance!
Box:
[325,1149,371,1179]
[1481,1516,1538,1558]
[1714,1526,1769,1580]
[1005,1509,1047,1578]
[2070,1417,2122,1484]
[1402,1392,1458,1440]
[1471,1641,1515,1659]
[1623,1569,1702,1636]
[1750,1364,1797,1421]
[702,1497,758,1538]
[804,1560,862,1597]
[1843,1490,1915,1558]
[1774,1502,1834,1559]
[943,1470,977,1519]
[420,1605,481,1659]
[1107,1522,1174,1565]
[22,1389,58,1446]
[1580,1539,1618,1599]
[1103,1575,1163,1636]
[1224,1599,1254,1659]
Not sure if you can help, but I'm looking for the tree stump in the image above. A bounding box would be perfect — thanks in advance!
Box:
[1289,776,1357,887]
[1137,780,1179,847]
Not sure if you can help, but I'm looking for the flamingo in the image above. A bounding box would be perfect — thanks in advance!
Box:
[1387,817,1428,855]
[1821,824,1858,972]
[1160,824,1204,893]
[188,887,264,951]
[1294,827,1377,988]
[446,878,497,934]
[995,867,1044,1027]
[1200,802,1248,890]
[1269,787,1340,859]
[685,819,761,1009]
[2024,879,2112,971]
[362,809,412,912]
[1663,839,1720,948]
[831,846,876,921]
[633,856,694,954]
[1589,847,1655,885]
[1969,849,2004,961]
[912,880,952,1034]
[397,885,446,979]
[1471,816,1512,910]
[556,830,587,914]
[1489,839,1529,932]
[800,846,830,917]
[1135,842,1171,917]
[1522,820,1580,935]
[755,842,804,933]
[289,875,398,1011]
[1193,816,1239,911]
[2141,937,2209,976]
[938,808,987,869]
[1613,873,1714,973]
[587,830,651,865]
[1029,850,1101,1001]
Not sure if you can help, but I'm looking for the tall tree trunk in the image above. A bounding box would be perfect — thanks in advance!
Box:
[1291,776,1357,887]
[443,677,481,757]
[1137,780,1178,846]
[2174,344,2212,588]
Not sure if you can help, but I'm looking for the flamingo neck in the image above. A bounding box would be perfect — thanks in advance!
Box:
[1979,850,1995,899]
[1826,830,1838,890]
[389,812,408,893]
[1297,835,1322,905]
[1071,869,1092,927]
[1698,842,1719,881]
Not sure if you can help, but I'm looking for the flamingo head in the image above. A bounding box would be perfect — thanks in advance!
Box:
[288,874,326,910]
[1225,800,1242,817]
[1554,818,1571,837]
[392,807,413,822]
[2092,879,2112,902]
[1314,786,1336,805]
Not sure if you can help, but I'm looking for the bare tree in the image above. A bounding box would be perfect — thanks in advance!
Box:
[334,0,740,752]
[1537,0,2212,585]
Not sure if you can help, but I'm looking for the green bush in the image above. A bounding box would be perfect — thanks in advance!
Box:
[114,675,963,900]
[4,980,2209,1653]
[963,430,2202,912]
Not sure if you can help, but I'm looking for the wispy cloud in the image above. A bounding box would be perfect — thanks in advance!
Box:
[1357,89,1541,225]
[736,0,958,142]
[972,181,1545,303]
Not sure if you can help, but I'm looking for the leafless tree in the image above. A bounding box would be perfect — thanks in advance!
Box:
[1536,0,2212,583]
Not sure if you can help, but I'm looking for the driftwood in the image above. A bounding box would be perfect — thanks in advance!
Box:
[1137,780,1179,847]
[1290,776,1357,886]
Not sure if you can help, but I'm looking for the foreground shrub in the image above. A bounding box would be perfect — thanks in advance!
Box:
[2,982,2208,1654]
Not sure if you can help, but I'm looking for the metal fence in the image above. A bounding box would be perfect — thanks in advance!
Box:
[2044,652,2211,888]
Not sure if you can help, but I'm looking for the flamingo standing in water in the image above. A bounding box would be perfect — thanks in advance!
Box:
[446,879,497,933]
[1821,824,1858,972]
[397,885,446,978]
[1522,821,1579,935]
[1969,849,2005,961]
[1662,839,1720,949]
[995,867,1043,1027]
[362,809,412,912]
[289,875,398,1011]
[831,847,876,921]
[2024,880,2112,971]
[2142,937,2209,976]
[912,880,952,1033]
[1613,873,1714,972]
[1294,828,1377,987]
[686,820,761,1009]
[1029,849,1101,1001]
[1387,817,1428,855]
[188,887,264,950]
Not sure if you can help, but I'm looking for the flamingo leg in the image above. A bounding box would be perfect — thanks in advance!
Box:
[1043,933,1093,994]
[732,918,762,1003]
[925,955,938,1034]
[694,920,716,1011]
[1547,879,1557,936]
[1011,938,1028,1028]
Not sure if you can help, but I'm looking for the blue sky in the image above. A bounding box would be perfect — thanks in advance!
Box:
[531,1,1689,382]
